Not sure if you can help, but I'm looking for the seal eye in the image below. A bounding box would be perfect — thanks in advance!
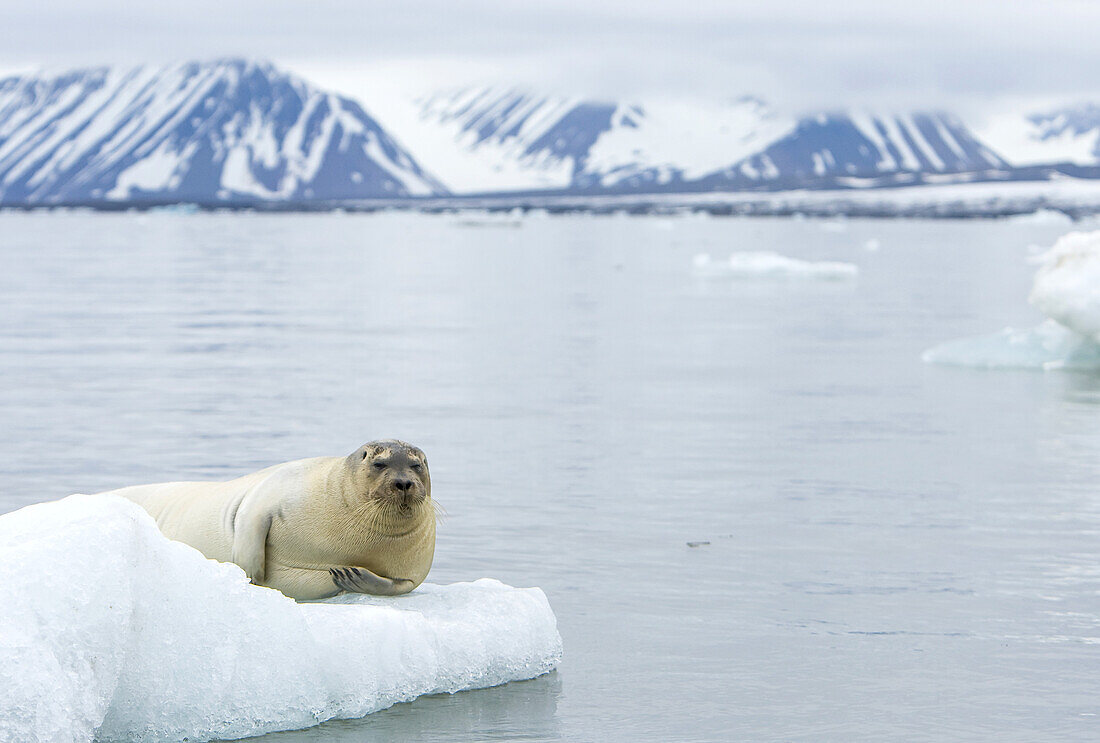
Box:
[372,461,387,470]
[410,462,422,470]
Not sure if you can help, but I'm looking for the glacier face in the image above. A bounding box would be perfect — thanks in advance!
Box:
[0,59,447,205]
[0,494,562,743]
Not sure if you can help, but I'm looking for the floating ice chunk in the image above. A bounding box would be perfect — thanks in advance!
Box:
[924,229,1100,371]
[921,319,1100,370]
[692,251,858,280]
[1030,230,1100,344]
[0,495,561,743]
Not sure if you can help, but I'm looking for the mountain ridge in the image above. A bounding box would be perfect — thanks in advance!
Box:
[385,85,1100,196]
[2,60,1100,206]
[0,58,446,206]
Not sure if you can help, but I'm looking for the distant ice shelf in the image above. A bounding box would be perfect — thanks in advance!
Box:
[923,229,1100,370]
[0,495,562,743]
[692,251,858,280]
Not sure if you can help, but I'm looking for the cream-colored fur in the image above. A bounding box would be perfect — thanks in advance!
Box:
[99,441,436,601]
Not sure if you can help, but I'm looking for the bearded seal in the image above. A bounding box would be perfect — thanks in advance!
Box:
[98,440,435,601]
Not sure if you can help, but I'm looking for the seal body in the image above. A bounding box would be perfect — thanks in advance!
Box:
[98,440,435,601]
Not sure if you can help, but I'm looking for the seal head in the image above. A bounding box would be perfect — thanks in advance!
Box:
[346,439,431,519]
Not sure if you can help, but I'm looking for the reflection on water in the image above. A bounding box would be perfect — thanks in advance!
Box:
[241,673,562,743]
[1,212,1100,741]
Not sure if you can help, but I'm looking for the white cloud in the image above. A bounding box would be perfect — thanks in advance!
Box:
[1,0,1099,114]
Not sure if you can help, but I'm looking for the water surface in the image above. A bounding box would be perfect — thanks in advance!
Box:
[1,211,1098,741]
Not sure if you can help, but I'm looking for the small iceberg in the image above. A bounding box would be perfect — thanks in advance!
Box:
[0,495,562,743]
[692,252,858,280]
[1030,231,1100,344]
[924,229,1100,371]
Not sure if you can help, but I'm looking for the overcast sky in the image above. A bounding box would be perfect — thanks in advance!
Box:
[1,0,1097,115]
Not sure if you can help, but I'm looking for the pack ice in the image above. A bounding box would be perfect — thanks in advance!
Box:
[923,229,1100,370]
[0,495,562,743]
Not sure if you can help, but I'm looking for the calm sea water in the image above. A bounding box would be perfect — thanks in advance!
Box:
[2,211,1099,742]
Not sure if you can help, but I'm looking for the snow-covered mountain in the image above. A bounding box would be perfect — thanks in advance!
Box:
[381,86,1022,194]
[696,112,1010,190]
[576,96,796,190]
[375,87,796,193]
[3,61,1100,205]
[0,60,446,205]
[977,105,1100,168]
[400,87,597,193]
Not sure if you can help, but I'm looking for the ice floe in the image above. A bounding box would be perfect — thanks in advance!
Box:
[0,495,561,743]
[924,230,1100,370]
[692,252,858,280]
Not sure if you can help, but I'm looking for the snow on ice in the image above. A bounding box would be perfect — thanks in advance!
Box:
[0,495,562,743]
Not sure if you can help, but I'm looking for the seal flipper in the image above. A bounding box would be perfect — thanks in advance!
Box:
[329,566,415,596]
[231,511,272,584]
[229,482,277,584]
[228,464,307,585]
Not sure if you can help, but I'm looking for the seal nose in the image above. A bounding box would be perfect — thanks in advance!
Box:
[393,479,413,493]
